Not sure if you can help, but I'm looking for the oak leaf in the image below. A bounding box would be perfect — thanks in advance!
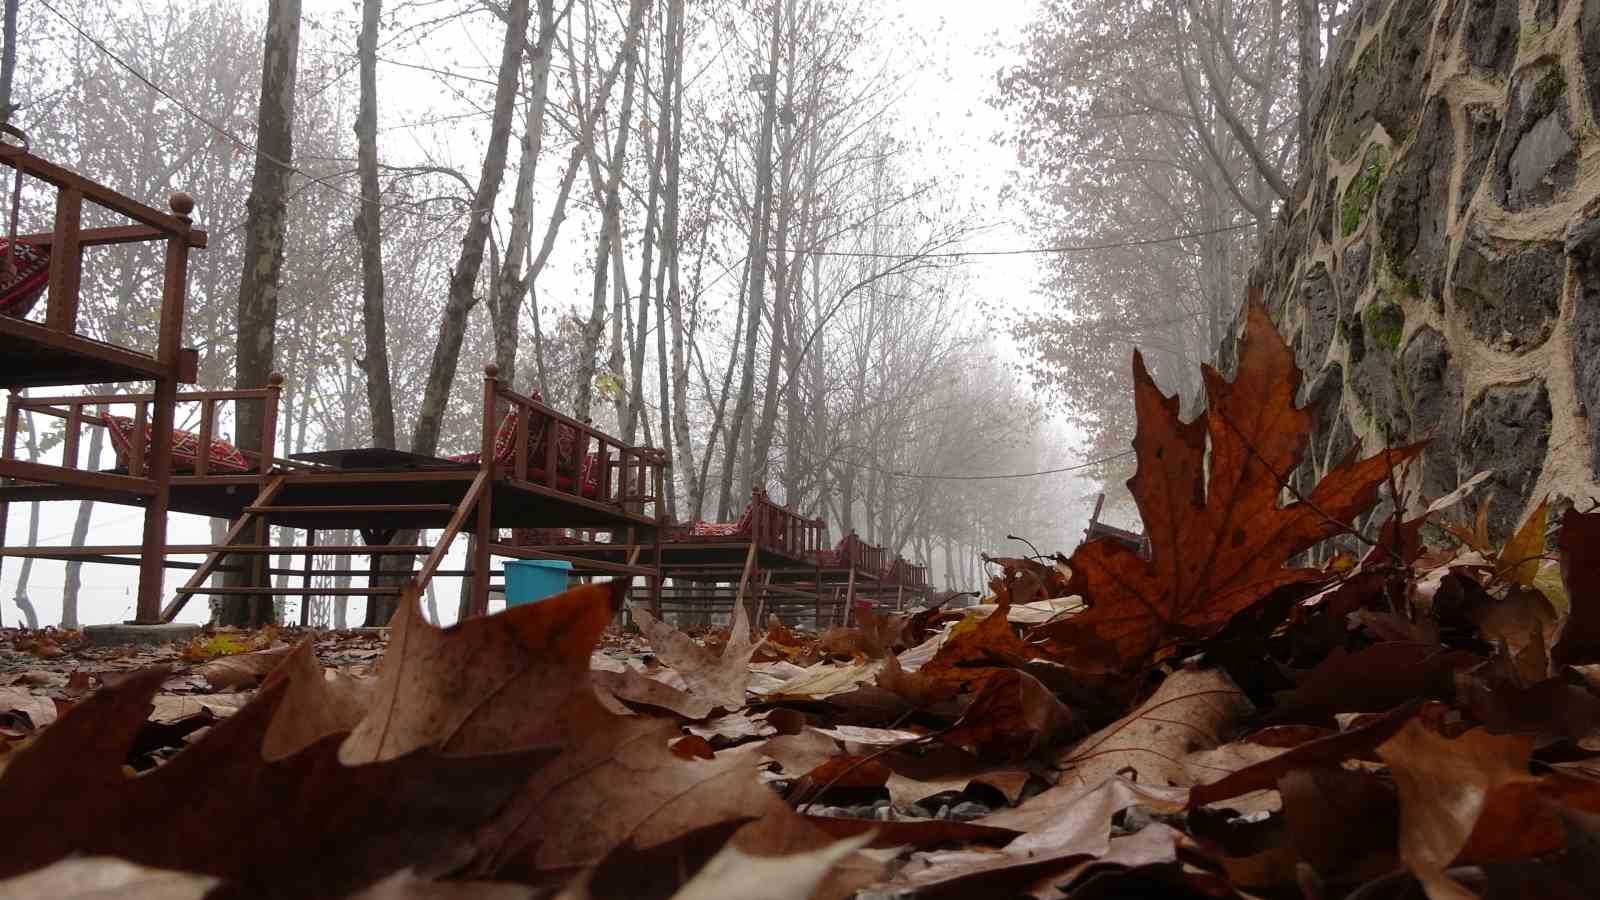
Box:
[1032,302,1422,672]
[0,668,552,898]
[629,599,757,712]
[340,583,825,876]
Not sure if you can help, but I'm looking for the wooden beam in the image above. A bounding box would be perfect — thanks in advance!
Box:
[18,223,207,249]
[0,458,157,495]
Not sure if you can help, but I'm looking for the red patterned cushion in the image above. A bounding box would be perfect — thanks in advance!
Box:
[104,415,251,474]
[690,520,746,537]
[0,239,49,319]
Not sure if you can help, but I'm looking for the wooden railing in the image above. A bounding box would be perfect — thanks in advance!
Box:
[743,492,826,559]
[481,365,665,517]
[1,146,206,379]
[3,378,284,480]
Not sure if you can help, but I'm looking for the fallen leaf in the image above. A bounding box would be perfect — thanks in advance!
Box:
[885,768,1035,808]
[799,816,1019,849]
[261,638,372,759]
[0,857,218,899]
[667,832,871,900]
[1554,509,1600,664]
[1278,766,1399,880]
[194,645,291,690]
[592,668,716,720]
[940,668,1077,762]
[982,667,1249,833]
[1032,302,1421,673]
[0,668,553,897]
[0,686,57,733]
[1500,499,1550,588]
[1263,642,1475,726]
[1188,700,1418,808]
[630,600,757,711]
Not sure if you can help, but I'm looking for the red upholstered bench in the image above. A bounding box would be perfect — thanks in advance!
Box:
[0,239,49,319]
[104,414,252,474]
[449,407,603,498]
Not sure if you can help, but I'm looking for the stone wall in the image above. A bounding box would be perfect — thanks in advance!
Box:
[1243,0,1600,541]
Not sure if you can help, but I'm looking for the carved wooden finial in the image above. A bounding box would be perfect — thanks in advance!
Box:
[169,192,195,217]
[484,363,500,380]
[268,372,284,387]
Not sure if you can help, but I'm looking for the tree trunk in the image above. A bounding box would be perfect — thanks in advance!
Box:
[574,0,647,424]
[0,0,17,124]
[223,0,302,627]
[1296,0,1320,157]
[491,0,558,387]
[726,0,783,501]
[355,0,396,449]
[627,51,667,446]
[409,0,530,459]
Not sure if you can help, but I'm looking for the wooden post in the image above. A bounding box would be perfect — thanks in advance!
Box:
[299,529,317,626]
[466,366,500,619]
[133,200,196,626]
[733,540,758,625]
[44,187,83,333]
[0,399,16,614]
[843,566,857,628]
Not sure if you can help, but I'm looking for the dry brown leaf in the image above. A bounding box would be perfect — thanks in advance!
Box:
[630,600,757,711]
[1032,302,1422,673]
[665,832,871,900]
[348,870,538,899]
[761,728,844,778]
[1500,499,1550,588]
[0,857,218,899]
[1278,767,1399,881]
[799,815,1020,849]
[1262,642,1475,727]
[341,582,811,876]
[261,638,372,759]
[0,686,57,732]
[940,668,1076,762]
[885,768,1035,808]
[194,645,291,691]
[1555,509,1600,664]
[1374,717,1600,898]
[591,667,716,720]
[1050,667,1251,800]
[979,667,1249,834]
[0,668,552,898]
[1188,700,1418,808]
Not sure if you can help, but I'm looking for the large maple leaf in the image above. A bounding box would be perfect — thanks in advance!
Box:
[1032,301,1422,673]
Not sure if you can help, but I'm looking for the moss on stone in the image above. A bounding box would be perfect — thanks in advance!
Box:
[1519,23,1545,52]
[1364,299,1406,353]
[1529,68,1568,123]
[1341,149,1385,237]
[1347,316,1366,365]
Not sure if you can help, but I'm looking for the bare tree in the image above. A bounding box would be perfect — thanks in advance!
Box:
[223,0,303,627]
[354,0,396,449]
[409,0,531,459]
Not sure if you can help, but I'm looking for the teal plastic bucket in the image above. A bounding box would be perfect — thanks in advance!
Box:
[504,559,573,607]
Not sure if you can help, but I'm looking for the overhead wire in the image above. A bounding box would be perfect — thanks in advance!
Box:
[812,448,1135,481]
[36,0,482,225]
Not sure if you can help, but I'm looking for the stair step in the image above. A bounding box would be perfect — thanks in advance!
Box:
[244,504,457,515]
[175,586,402,596]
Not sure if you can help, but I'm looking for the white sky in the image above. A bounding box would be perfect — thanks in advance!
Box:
[2,0,1098,629]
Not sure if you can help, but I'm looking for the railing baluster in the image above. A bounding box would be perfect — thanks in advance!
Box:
[45,187,84,333]
[129,400,148,477]
[195,399,214,476]
[63,404,82,470]
[514,402,530,482]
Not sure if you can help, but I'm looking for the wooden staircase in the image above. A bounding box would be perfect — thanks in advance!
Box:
[161,470,492,623]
